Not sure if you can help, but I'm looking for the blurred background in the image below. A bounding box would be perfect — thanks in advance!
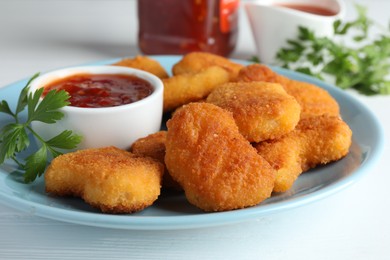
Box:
[1,0,387,87]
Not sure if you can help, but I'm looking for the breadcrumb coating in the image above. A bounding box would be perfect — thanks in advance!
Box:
[165,103,275,212]
[45,146,163,213]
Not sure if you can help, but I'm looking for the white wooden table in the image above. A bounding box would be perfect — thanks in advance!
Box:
[0,0,389,259]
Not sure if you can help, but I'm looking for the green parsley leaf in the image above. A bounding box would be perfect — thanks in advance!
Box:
[46,130,82,150]
[16,73,40,116]
[0,101,14,117]
[27,89,70,124]
[249,56,261,63]
[23,145,48,183]
[0,74,82,183]
[274,4,390,95]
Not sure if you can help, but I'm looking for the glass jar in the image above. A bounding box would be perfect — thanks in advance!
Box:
[137,0,240,56]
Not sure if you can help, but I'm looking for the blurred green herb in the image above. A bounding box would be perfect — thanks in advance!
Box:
[0,74,82,183]
[272,4,390,95]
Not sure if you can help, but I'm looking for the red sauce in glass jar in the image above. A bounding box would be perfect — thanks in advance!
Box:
[138,0,239,56]
[42,74,153,108]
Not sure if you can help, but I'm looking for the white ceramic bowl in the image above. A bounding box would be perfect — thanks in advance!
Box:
[29,65,164,150]
[245,0,346,64]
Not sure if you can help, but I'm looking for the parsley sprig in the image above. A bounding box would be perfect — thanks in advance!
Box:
[274,4,390,95]
[0,73,82,183]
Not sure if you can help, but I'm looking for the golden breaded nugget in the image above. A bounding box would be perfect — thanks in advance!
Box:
[298,115,352,171]
[163,66,229,112]
[255,115,352,192]
[255,135,303,192]
[172,52,244,81]
[165,103,275,212]
[130,131,166,165]
[112,55,169,79]
[237,64,340,118]
[130,131,182,191]
[207,82,301,142]
[45,146,163,213]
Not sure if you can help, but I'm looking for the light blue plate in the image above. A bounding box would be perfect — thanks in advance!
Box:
[0,56,384,230]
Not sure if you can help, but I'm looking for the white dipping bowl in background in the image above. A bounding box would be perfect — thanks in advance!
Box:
[29,65,164,150]
[245,0,345,64]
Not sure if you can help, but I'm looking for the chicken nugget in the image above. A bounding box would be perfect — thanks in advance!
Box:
[255,115,352,192]
[163,66,230,112]
[130,131,181,191]
[165,103,275,212]
[172,52,244,81]
[237,64,340,118]
[298,115,352,171]
[112,55,169,79]
[45,146,163,213]
[207,81,301,142]
[255,134,304,192]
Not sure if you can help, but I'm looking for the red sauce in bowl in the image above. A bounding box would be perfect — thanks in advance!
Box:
[276,4,337,16]
[43,74,154,108]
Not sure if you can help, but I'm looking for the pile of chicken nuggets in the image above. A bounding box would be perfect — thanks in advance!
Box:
[45,52,352,213]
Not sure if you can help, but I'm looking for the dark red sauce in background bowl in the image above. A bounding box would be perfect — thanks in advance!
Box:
[276,3,337,16]
[42,73,154,108]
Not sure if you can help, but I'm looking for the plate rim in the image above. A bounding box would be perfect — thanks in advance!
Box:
[0,55,385,230]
